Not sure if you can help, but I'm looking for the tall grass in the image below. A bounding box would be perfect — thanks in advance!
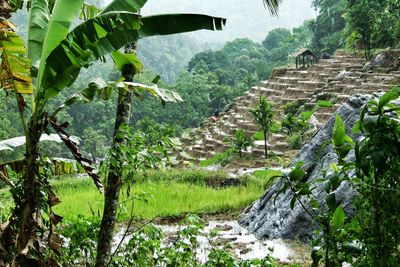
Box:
[1,169,279,223]
[50,169,268,222]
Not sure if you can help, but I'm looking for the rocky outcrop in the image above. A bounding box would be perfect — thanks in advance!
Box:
[369,50,400,71]
[239,94,371,241]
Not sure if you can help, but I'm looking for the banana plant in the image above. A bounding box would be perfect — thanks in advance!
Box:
[0,0,226,264]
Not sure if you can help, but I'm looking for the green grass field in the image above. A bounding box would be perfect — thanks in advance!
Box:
[0,168,281,223]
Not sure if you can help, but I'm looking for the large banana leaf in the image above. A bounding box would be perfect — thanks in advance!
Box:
[27,0,50,68]
[121,81,183,105]
[0,133,64,151]
[36,0,84,93]
[100,0,147,14]
[52,78,119,116]
[39,0,84,62]
[139,14,226,37]
[52,77,182,117]
[0,20,33,94]
[37,12,141,105]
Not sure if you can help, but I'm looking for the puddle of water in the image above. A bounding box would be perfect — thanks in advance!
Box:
[229,167,290,178]
[113,220,300,264]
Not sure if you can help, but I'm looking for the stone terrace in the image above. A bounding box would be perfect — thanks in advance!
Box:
[172,51,400,164]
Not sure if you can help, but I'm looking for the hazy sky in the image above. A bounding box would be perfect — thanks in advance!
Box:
[100,0,317,43]
[140,0,317,43]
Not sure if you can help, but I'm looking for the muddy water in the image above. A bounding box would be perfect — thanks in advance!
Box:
[160,220,293,263]
[113,220,309,264]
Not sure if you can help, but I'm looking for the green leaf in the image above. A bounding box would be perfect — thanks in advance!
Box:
[290,196,296,209]
[0,21,33,94]
[331,205,345,230]
[79,2,102,20]
[100,0,147,14]
[289,165,306,181]
[40,0,84,63]
[36,0,85,98]
[139,14,226,37]
[122,81,183,104]
[53,77,124,116]
[27,0,50,68]
[300,111,313,120]
[325,193,336,211]
[151,75,161,84]
[38,12,141,103]
[332,115,346,147]
[317,100,334,108]
[378,87,400,109]
[111,51,143,72]
[352,121,361,134]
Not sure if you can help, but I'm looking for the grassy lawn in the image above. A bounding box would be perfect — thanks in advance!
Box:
[1,169,276,223]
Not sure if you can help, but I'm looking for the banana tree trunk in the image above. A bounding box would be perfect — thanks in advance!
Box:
[95,44,136,267]
[16,116,44,253]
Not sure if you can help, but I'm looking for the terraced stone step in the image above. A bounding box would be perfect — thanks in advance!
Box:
[297,80,326,90]
[173,51,396,165]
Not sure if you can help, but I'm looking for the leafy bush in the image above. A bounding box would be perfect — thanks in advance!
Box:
[286,133,302,149]
[283,100,303,115]
[232,129,252,159]
[61,216,101,266]
[252,131,265,141]
[199,148,235,167]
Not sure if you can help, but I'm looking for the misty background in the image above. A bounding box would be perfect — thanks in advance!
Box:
[100,0,317,43]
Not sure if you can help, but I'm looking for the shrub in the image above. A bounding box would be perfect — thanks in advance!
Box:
[286,133,302,149]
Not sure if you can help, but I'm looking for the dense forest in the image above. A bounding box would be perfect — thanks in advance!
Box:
[0,0,399,266]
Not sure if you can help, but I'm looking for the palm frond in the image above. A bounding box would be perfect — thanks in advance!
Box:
[263,0,282,16]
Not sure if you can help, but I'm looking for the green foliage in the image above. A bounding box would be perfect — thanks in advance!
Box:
[252,131,264,141]
[317,100,334,108]
[60,214,291,266]
[250,96,275,158]
[274,88,400,266]
[199,148,235,167]
[310,0,400,56]
[309,0,346,54]
[263,22,313,63]
[286,132,302,150]
[262,28,291,50]
[345,0,400,59]
[283,100,302,116]
[81,127,107,163]
[61,215,101,266]
[282,109,314,149]
[232,129,252,159]
[353,88,400,266]
[102,124,171,183]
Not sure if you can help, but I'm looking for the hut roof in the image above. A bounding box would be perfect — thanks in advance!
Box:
[293,48,316,58]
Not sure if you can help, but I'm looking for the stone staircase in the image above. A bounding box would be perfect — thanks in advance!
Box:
[173,51,400,164]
